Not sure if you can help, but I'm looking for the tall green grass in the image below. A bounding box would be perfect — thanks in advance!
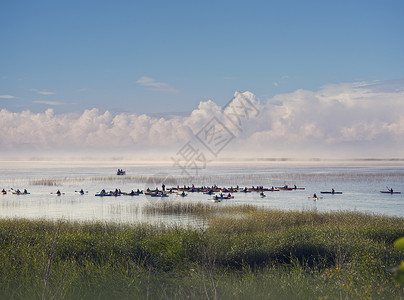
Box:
[0,207,403,299]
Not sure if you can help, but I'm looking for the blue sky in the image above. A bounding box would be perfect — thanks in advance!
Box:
[1,0,403,114]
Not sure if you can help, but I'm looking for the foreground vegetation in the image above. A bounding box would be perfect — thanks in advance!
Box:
[0,204,403,299]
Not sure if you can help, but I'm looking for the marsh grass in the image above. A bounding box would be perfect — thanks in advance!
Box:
[0,207,403,299]
[141,201,256,217]
[25,169,404,187]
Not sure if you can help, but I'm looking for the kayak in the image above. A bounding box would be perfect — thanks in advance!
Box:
[95,193,112,197]
[144,191,162,195]
[213,196,234,200]
[308,196,323,200]
[211,198,221,203]
[380,191,401,194]
[321,191,343,194]
[249,188,276,192]
[203,191,215,195]
[276,187,294,191]
[177,193,188,197]
[260,194,266,198]
[150,193,169,197]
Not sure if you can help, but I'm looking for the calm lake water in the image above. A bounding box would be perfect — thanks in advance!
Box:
[0,160,403,224]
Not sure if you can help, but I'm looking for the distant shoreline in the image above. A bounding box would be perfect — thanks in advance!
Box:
[1,156,404,164]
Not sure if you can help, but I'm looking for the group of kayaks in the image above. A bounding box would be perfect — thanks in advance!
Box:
[2,184,401,203]
[92,185,307,202]
[95,189,143,197]
[2,188,30,195]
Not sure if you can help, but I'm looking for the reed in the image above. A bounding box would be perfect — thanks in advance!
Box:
[0,208,403,299]
[141,201,257,218]
[30,178,58,186]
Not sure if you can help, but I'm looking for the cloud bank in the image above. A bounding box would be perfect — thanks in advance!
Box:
[1,80,404,159]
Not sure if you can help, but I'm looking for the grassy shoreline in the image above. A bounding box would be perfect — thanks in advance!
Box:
[0,204,403,299]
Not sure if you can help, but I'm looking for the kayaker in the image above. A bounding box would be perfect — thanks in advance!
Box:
[390,188,394,193]
[56,190,61,196]
[313,193,317,199]
[181,191,186,196]
[24,189,28,194]
[332,188,335,194]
